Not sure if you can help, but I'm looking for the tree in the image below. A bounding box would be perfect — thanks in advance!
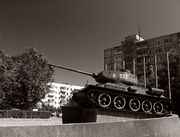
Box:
[158,54,180,96]
[158,54,180,115]
[0,50,15,108]
[0,48,54,110]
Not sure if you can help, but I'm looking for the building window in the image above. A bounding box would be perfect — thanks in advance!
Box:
[157,56,161,61]
[164,39,167,43]
[169,38,172,43]
[164,38,172,44]
[156,48,162,53]
[60,87,67,90]
[137,58,143,63]
[149,50,152,54]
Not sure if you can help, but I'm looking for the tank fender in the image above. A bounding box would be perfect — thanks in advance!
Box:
[127,86,137,93]
[146,87,164,96]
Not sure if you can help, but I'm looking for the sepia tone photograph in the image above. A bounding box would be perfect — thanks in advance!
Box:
[0,0,180,137]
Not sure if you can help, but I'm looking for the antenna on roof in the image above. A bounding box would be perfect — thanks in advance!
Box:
[138,24,141,42]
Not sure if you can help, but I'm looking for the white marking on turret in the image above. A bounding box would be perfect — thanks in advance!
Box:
[112,73,116,78]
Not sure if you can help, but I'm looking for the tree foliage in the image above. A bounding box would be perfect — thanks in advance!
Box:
[158,54,180,98]
[0,48,54,110]
[158,54,180,115]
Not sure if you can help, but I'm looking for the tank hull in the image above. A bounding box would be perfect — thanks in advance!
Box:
[73,85,171,116]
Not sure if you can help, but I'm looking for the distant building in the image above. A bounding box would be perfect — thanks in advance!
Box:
[42,82,83,108]
[104,32,180,86]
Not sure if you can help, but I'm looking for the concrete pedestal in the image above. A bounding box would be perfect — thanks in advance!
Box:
[62,107,97,123]
[0,107,179,137]
[0,115,179,137]
[62,107,165,123]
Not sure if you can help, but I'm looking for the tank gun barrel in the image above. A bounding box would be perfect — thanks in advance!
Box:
[47,63,96,77]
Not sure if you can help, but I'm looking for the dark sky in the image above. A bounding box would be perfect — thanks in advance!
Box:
[0,0,180,86]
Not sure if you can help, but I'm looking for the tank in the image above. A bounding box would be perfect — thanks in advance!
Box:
[50,64,172,116]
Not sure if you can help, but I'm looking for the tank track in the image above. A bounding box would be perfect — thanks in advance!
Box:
[73,85,172,116]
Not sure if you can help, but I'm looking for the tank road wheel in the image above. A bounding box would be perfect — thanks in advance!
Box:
[98,93,111,108]
[129,98,141,112]
[142,100,152,113]
[153,102,164,115]
[113,96,126,110]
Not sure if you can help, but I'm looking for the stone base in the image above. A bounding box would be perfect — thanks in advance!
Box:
[62,107,97,123]
[62,107,167,123]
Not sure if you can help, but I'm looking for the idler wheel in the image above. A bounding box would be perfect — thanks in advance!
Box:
[142,100,152,113]
[98,93,111,108]
[153,102,164,115]
[129,98,141,112]
[113,96,126,110]
[88,93,96,100]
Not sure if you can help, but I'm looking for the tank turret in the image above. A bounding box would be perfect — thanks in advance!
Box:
[49,63,171,116]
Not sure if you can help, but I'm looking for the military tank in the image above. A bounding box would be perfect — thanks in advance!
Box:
[50,64,172,116]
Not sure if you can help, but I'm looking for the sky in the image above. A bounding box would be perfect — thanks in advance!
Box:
[0,0,180,86]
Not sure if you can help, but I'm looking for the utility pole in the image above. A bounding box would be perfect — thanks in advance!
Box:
[138,24,141,42]
[114,62,116,71]
[167,52,172,100]
[105,64,108,71]
[123,60,125,70]
[154,54,158,88]
[143,57,146,88]
[133,58,136,75]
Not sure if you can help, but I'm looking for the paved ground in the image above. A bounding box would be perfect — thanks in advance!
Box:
[0,116,179,127]
[0,117,63,127]
[0,116,136,127]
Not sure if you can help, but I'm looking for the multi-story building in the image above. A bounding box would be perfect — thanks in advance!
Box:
[42,82,83,108]
[104,34,144,72]
[137,32,180,86]
[122,35,144,73]
[104,46,123,71]
[104,32,180,86]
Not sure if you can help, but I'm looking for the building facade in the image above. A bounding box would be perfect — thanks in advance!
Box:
[104,34,144,72]
[104,32,180,86]
[137,32,180,86]
[122,35,144,73]
[104,46,123,71]
[42,82,83,108]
